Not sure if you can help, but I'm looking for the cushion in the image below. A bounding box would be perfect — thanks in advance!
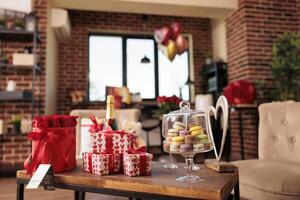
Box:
[233,159,300,199]
[259,102,300,163]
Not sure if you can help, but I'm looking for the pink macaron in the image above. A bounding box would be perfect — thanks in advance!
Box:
[179,130,191,136]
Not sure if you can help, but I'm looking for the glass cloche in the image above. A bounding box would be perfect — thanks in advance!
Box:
[161,96,229,183]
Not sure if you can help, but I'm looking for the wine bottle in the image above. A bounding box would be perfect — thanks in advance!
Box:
[105,95,119,130]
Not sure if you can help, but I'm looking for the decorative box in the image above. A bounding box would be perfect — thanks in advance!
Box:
[90,130,135,154]
[82,152,121,175]
[24,115,77,175]
[12,53,34,66]
[123,150,153,177]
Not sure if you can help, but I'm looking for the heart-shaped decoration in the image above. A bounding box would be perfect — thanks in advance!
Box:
[206,95,229,162]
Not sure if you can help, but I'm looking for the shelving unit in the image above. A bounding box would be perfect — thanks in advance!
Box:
[0,20,41,119]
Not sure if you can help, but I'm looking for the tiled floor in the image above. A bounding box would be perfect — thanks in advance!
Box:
[0,177,127,200]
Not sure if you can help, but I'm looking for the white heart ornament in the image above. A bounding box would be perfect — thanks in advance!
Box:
[206,95,229,162]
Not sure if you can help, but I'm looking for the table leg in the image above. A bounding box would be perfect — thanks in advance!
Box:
[16,182,24,200]
[234,181,240,200]
[74,191,85,200]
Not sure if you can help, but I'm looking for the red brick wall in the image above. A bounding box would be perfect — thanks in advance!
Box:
[226,0,299,160]
[56,11,212,114]
[0,0,47,171]
[0,135,31,174]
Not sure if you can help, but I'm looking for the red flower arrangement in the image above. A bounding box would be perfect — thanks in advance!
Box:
[32,115,78,129]
[155,95,181,118]
[224,80,256,105]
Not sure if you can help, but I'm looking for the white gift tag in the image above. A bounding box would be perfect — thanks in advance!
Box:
[26,164,51,189]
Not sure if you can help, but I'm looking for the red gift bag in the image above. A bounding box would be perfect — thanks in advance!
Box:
[24,115,77,175]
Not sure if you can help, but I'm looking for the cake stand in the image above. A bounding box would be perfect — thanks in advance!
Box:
[164,147,213,183]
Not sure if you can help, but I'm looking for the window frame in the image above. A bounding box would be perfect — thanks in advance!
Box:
[87,32,191,102]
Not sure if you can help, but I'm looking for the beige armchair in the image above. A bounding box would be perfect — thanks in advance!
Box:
[232,101,300,200]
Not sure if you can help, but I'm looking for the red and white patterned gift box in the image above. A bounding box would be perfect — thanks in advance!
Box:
[123,151,153,177]
[90,130,135,154]
[82,152,121,175]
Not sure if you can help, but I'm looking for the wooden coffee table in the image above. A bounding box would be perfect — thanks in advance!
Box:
[16,161,239,200]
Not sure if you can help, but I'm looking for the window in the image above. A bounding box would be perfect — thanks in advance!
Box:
[126,38,156,99]
[88,34,191,101]
[89,36,123,101]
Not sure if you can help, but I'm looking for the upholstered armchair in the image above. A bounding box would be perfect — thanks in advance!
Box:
[232,101,300,200]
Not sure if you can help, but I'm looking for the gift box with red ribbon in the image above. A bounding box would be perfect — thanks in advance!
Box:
[82,152,121,175]
[24,115,77,175]
[123,147,153,177]
[90,129,136,154]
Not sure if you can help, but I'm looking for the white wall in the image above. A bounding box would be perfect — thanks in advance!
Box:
[211,18,227,62]
[0,0,33,13]
[45,1,58,114]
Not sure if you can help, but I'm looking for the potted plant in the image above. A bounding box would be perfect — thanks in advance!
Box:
[0,18,5,29]
[14,19,25,30]
[10,116,21,134]
[271,32,300,101]
[0,54,8,64]
[205,53,213,65]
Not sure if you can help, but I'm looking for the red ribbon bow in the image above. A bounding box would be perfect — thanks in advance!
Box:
[24,127,75,175]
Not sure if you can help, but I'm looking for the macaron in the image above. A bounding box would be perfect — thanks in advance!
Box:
[167,129,179,137]
[170,143,180,152]
[166,137,173,142]
[188,123,197,130]
[193,143,204,151]
[180,144,192,152]
[170,141,184,146]
[197,134,208,140]
[190,125,203,132]
[173,121,185,131]
[204,142,213,150]
[172,136,185,142]
[179,130,191,136]
[196,134,209,142]
[185,135,196,144]
[191,126,204,135]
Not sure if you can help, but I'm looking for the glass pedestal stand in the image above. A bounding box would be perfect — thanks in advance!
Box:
[184,160,201,171]
[163,153,178,169]
[165,148,213,183]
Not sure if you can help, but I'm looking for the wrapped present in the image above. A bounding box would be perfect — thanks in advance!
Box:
[82,152,121,175]
[123,147,153,177]
[24,115,77,175]
[90,129,136,154]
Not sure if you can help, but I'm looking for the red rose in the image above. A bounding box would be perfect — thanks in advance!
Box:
[32,117,48,129]
[224,80,256,105]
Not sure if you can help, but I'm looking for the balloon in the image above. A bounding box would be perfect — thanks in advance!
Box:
[157,40,177,61]
[154,26,172,46]
[170,22,182,40]
[167,40,177,61]
[176,34,189,55]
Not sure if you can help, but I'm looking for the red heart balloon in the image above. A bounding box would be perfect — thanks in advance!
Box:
[170,22,182,40]
[176,34,189,55]
[154,26,171,45]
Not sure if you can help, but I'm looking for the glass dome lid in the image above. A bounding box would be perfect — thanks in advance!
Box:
[166,101,205,116]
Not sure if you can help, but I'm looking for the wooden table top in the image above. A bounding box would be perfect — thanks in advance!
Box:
[17,161,238,200]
